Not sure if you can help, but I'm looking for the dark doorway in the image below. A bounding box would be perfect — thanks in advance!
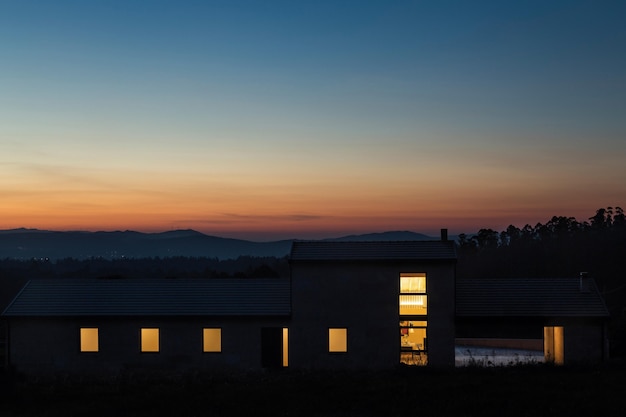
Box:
[261,327,283,368]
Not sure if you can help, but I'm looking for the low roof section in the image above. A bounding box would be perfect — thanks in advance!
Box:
[1,278,291,317]
[290,240,457,262]
[456,277,609,320]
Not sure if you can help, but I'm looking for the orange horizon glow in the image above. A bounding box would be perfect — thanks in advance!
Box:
[1,202,616,241]
[4,142,623,241]
[2,2,625,242]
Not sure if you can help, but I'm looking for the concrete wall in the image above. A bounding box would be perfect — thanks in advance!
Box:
[289,261,456,369]
[7,316,289,376]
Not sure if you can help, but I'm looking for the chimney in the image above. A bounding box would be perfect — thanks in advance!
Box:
[440,228,448,241]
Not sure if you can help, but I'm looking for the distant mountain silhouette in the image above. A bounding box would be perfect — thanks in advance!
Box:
[0,229,444,260]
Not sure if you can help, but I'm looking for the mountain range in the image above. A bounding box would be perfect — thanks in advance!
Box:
[0,228,439,260]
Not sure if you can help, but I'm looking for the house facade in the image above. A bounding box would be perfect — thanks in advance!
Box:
[2,279,291,375]
[0,236,611,376]
[289,240,457,369]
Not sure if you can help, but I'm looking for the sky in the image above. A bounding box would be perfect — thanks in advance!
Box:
[1,0,625,241]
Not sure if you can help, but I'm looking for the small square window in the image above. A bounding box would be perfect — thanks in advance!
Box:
[203,328,221,352]
[329,328,348,352]
[141,328,160,352]
[80,328,99,352]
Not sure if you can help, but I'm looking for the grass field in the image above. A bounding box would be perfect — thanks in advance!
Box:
[2,362,625,416]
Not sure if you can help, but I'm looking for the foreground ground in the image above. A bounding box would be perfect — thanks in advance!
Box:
[2,362,625,417]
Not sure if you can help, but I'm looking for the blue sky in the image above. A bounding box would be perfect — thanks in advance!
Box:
[1,0,625,240]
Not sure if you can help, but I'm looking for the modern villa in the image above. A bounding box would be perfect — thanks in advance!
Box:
[0,231,610,375]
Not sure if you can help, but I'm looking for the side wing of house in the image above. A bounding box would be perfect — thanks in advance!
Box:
[1,278,291,375]
[456,276,610,364]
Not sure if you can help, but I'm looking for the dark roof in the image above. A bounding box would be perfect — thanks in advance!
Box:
[456,277,609,318]
[2,278,290,317]
[290,240,457,261]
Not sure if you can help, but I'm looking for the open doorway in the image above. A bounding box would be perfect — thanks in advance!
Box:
[544,326,564,365]
[261,327,288,368]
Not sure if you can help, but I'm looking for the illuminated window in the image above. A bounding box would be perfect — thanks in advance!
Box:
[400,273,426,293]
[329,328,348,352]
[400,273,427,315]
[400,321,428,365]
[282,328,289,367]
[141,328,160,352]
[400,273,428,365]
[80,328,99,352]
[203,328,221,352]
[544,326,564,365]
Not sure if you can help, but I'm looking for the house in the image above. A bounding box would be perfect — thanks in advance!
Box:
[0,278,290,375]
[0,234,610,375]
[456,275,610,364]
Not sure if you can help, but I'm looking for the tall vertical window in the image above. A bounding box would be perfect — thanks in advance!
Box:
[141,328,160,352]
[282,328,289,367]
[203,328,222,352]
[399,273,427,315]
[80,328,99,352]
[400,273,428,366]
[329,328,348,352]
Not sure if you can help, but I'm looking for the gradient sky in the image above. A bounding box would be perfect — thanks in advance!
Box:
[1,0,625,240]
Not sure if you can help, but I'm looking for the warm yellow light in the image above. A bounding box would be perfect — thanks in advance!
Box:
[399,295,428,315]
[282,328,289,367]
[329,328,348,352]
[399,295,426,305]
[80,328,99,352]
[141,328,160,352]
[203,328,221,352]
[400,273,426,293]
[544,326,564,365]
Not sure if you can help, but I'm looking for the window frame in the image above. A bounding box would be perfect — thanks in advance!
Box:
[202,328,222,353]
[79,327,100,353]
[399,273,428,365]
[140,327,160,353]
[399,273,428,316]
[328,327,348,353]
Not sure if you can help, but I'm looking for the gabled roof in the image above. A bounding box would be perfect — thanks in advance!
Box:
[456,277,609,318]
[1,278,290,317]
[290,240,457,261]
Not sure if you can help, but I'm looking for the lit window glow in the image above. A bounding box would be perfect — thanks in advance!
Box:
[544,326,564,365]
[400,273,427,315]
[141,328,160,352]
[283,328,289,367]
[80,328,99,352]
[329,328,348,352]
[203,328,221,352]
[400,273,426,293]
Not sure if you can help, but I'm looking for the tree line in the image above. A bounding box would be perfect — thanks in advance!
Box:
[0,255,289,281]
[457,206,626,356]
[457,206,625,278]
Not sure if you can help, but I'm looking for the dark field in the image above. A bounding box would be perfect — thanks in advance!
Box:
[2,362,625,417]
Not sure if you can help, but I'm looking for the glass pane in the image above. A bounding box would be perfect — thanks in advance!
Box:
[203,328,221,352]
[400,326,427,351]
[283,328,289,367]
[80,328,99,352]
[400,273,426,293]
[399,295,427,315]
[329,328,347,352]
[141,328,160,352]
